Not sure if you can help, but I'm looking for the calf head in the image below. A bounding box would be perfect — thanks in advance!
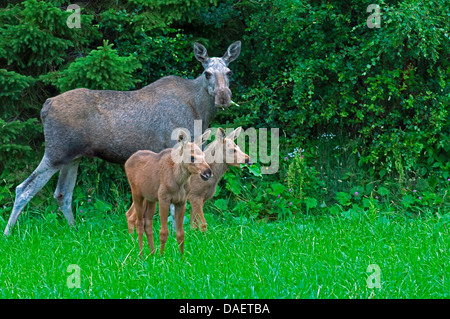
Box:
[173,128,212,181]
[208,127,251,166]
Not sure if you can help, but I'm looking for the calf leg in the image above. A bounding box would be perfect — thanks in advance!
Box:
[190,198,207,232]
[143,201,156,255]
[189,198,198,229]
[174,203,187,254]
[132,196,145,257]
[54,158,80,227]
[125,202,136,234]
[159,200,170,255]
[4,154,58,236]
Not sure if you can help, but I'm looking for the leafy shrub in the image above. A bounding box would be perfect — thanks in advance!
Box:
[239,0,449,178]
[113,29,197,86]
[45,40,142,92]
[211,146,450,221]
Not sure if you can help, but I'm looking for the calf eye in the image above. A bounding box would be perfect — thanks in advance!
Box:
[191,156,195,163]
[205,71,212,79]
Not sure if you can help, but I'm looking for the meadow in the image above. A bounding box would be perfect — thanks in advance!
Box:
[1,202,449,299]
[1,139,449,299]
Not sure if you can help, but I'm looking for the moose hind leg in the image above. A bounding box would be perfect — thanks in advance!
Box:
[4,154,59,236]
[170,203,176,232]
[125,202,136,235]
[54,158,81,227]
[190,198,207,232]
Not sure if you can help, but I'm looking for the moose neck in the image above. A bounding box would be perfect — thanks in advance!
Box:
[172,161,192,187]
[208,162,230,183]
[202,143,231,184]
[191,76,217,130]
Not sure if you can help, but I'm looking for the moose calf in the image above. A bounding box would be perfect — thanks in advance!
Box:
[188,127,250,231]
[127,127,251,233]
[125,128,211,256]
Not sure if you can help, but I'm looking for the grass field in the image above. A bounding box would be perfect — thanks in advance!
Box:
[1,207,449,299]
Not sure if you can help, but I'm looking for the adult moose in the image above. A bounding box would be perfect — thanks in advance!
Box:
[4,41,242,236]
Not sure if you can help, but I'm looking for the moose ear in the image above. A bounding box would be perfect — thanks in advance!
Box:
[216,127,226,142]
[222,41,241,65]
[194,42,210,67]
[226,127,243,141]
[194,129,212,146]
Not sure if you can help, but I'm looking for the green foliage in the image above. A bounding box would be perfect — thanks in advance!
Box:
[0,69,35,99]
[99,0,217,37]
[0,0,99,179]
[0,69,40,170]
[212,145,449,222]
[114,29,197,86]
[240,0,449,177]
[0,117,39,158]
[47,40,142,92]
[0,0,98,73]
[0,0,71,70]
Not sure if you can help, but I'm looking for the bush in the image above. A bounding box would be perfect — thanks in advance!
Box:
[238,0,449,177]
[45,40,142,92]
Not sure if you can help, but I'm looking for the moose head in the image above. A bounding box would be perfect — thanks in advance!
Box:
[194,41,241,108]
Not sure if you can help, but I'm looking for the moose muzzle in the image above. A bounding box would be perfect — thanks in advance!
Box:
[214,72,232,107]
[214,87,232,107]
[200,168,213,181]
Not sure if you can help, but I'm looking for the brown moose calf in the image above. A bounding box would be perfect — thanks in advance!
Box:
[125,128,211,256]
[127,127,251,233]
[188,127,251,231]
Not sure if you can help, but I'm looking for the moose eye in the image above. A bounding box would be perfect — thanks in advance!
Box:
[226,70,232,77]
[190,156,195,163]
[204,71,212,79]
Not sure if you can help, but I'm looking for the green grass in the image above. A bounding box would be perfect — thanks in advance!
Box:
[1,208,449,299]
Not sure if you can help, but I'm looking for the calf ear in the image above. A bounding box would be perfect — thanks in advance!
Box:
[222,41,241,65]
[226,127,243,140]
[216,127,226,143]
[194,42,210,67]
[171,128,190,162]
[177,128,190,145]
[195,129,212,146]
